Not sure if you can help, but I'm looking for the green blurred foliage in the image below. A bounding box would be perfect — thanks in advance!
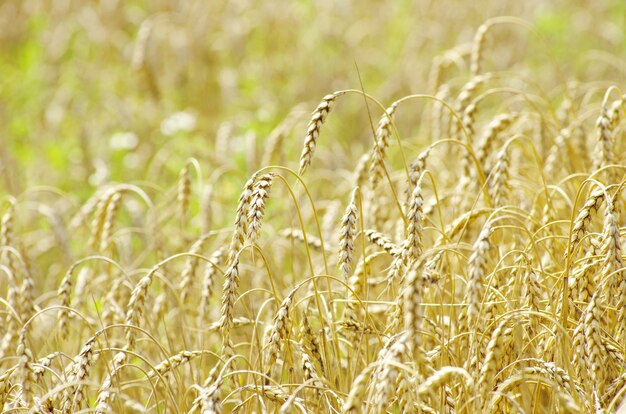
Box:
[0,0,624,200]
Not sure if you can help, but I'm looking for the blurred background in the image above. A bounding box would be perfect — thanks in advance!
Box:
[1,0,625,198]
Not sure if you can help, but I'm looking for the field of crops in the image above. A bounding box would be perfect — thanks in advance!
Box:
[2,1,626,413]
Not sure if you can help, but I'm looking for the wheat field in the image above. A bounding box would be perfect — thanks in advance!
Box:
[2,1,626,413]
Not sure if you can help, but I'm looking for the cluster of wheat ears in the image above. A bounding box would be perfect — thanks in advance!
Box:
[2,18,626,413]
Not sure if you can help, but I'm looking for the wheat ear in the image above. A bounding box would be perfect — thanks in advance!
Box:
[247,172,276,244]
[299,92,345,176]
[338,188,359,280]
[369,102,399,189]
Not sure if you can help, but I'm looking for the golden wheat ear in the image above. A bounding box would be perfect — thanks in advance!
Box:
[299,92,345,176]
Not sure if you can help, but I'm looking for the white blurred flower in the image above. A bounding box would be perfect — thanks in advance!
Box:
[89,159,109,186]
[109,131,138,150]
[160,111,197,136]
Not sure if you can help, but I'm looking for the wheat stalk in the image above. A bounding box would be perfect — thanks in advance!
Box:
[584,288,607,396]
[125,265,163,348]
[247,173,276,244]
[179,233,211,303]
[569,188,605,255]
[477,318,514,407]
[369,102,399,189]
[465,219,494,328]
[200,247,226,322]
[100,190,123,252]
[372,332,408,412]
[177,161,192,224]
[470,22,489,76]
[363,229,399,256]
[94,351,127,414]
[338,188,359,280]
[227,173,258,263]
[475,113,516,171]
[593,92,623,174]
[16,328,35,405]
[219,253,241,354]
[60,335,97,413]
[264,288,296,370]
[489,144,511,207]
[279,228,323,250]
[342,365,375,413]
[299,92,345,176]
